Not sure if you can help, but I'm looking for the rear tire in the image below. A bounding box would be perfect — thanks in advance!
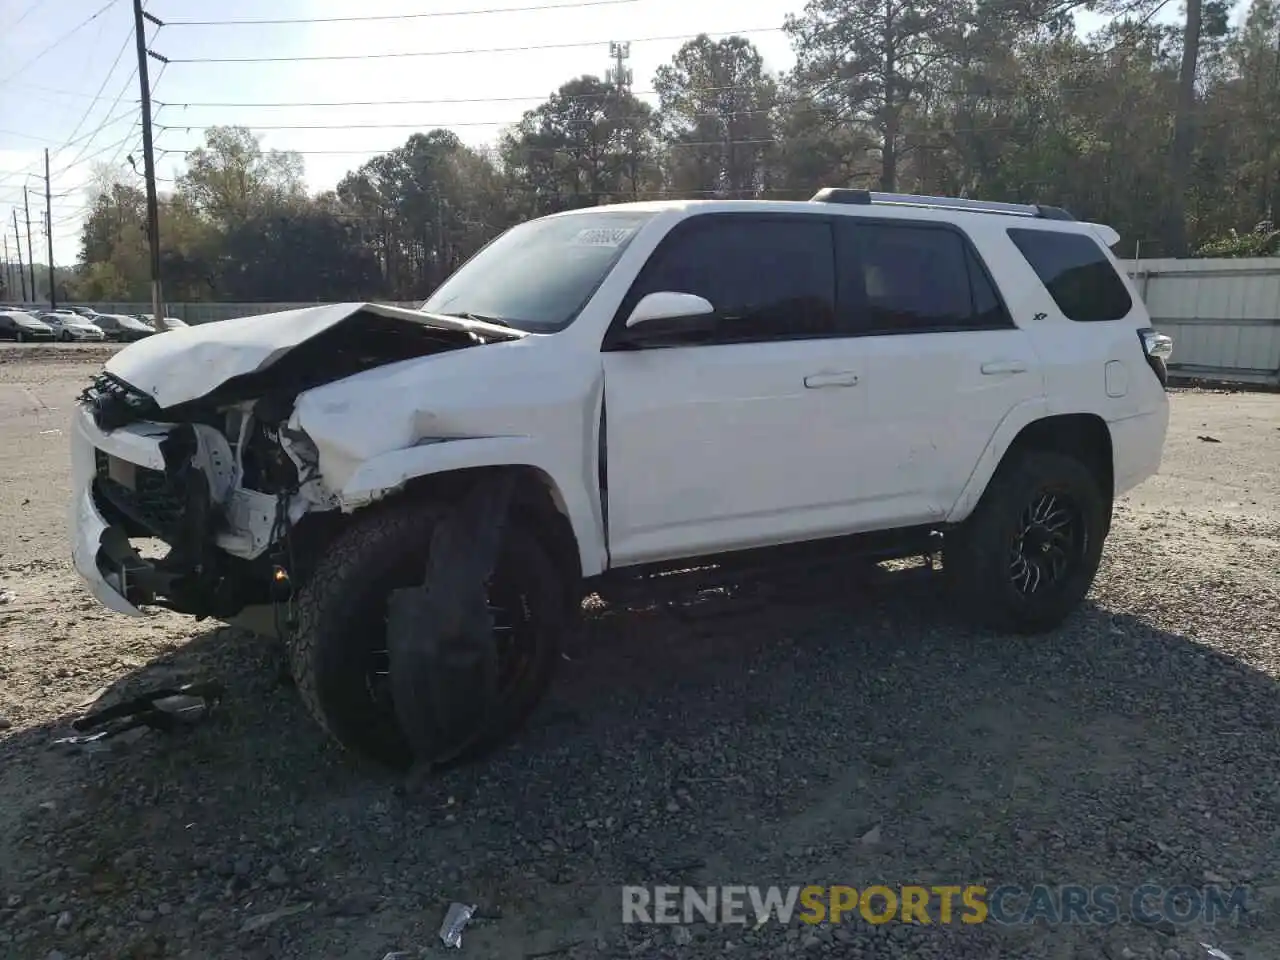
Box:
[288,499,565,769]
[944,451,1107,634]
[14,332,23,343]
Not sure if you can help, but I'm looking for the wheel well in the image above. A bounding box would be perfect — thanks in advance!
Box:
[399,465,583,601]
[1001,414,1114,522]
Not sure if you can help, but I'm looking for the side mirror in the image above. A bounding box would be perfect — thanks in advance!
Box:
[625,291,715,329]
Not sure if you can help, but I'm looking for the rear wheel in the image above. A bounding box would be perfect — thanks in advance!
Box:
[60,331,72,342]
[945,451,1107,634]
[288,499,565,768]
[14,331,23,343]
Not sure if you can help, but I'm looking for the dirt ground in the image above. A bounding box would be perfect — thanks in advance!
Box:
[0,345,1278,960]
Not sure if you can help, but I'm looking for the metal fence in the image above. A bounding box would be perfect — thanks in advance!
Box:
[8,257,1280,386]
[1121,258,1280,386]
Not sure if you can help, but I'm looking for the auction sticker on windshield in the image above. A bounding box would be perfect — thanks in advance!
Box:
[571,227,635,246]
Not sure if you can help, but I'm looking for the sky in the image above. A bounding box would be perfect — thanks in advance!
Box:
[1,0,1131,270]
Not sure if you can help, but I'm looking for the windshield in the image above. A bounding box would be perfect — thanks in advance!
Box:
[420,210,655,333]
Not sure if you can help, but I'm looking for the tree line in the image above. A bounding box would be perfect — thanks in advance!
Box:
[55,0,1280,304]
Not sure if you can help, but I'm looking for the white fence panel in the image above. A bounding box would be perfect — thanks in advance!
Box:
[1122,258,1280,386]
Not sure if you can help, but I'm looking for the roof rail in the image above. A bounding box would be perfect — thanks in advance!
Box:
[809,188,1075,221]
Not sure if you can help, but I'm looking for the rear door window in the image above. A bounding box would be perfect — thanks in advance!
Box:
[1006,227,1133,322]
[835,220,1011,334]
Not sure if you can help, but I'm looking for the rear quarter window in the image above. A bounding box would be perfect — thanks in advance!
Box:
[1007,227,1133,322]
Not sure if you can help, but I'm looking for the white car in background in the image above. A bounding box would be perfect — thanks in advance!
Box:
[39,311,106,342]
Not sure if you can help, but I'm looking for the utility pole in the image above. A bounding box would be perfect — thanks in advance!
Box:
[44,149,56,310]
[23,186,36,302]
[3,234,12,300]
[133,0,167,331]
[12,211,27,302]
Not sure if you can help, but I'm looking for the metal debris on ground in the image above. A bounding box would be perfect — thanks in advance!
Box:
[52,681,224,747]
[239,901,313,933]
[1201,946,1235,960]
[438,902,477,949]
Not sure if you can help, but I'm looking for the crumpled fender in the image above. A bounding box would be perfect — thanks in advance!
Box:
[333,436,607,577]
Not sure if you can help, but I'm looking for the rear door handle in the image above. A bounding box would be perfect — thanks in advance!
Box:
[980,360,1028,376]
[804,371,860,388]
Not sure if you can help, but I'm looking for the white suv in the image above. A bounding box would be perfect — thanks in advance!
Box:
[68,190,1173,768]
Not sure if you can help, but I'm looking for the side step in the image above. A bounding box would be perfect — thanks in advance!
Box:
[587,526,944,606]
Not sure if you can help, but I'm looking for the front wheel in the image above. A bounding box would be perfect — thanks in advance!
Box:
[60,331,72,342]
[944,450,1108,634]
[288,499,565,769]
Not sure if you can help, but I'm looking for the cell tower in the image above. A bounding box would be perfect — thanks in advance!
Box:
[606,41,632,94]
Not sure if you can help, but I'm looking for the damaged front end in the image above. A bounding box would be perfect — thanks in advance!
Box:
[69,304,519,625]
[74,372,322,621]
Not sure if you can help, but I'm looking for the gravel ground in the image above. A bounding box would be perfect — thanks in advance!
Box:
[0,346,1277,960]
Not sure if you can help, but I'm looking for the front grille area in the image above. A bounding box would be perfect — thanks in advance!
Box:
[93,449,188,539]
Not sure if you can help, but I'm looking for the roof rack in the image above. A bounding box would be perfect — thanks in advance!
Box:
[809,188,1075,221]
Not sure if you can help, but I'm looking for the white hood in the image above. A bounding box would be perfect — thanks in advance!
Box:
[103,302,521,409]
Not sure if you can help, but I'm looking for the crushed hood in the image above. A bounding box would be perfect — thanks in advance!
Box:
[103,302,523,409]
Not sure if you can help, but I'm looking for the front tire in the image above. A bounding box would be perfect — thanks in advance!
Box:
[945,450,1107,634]
[288,499,564,769]
[60,331,72,342]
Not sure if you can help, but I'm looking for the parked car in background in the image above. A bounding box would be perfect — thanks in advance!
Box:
[62,305,101,318]
[91,313,154,342]
[38,312,105,342]
[0,310,56,341]
[133,313,188,331]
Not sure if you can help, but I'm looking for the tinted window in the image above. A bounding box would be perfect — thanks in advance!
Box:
[1007,227,1133,322]
[837,221,1009,333]
[632,216,836,341]
[421,211,655,333]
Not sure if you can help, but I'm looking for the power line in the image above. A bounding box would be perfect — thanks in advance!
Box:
[7,0,43,30]
[153,105,794,135]
[154,82,1123,114]
[0,107,138,150]
[2,81,136,103]
[46,21,164,183]
[167,27,785,63]
[159,138,782,158]
[0,0,123,86]
[156,87,694,110]
[166,0,645,26]
[50,26,138,166]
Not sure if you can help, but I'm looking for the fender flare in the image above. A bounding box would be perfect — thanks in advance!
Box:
[946,396,1053,523]
[335,436,606,576]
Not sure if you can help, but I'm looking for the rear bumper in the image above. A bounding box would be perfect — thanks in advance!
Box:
[1109,401,1170,497]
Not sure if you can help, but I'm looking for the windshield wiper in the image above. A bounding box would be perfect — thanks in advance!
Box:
[439,311,512,328]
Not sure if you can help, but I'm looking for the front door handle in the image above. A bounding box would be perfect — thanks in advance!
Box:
[981,360,1028,376]
[804,371,860,389]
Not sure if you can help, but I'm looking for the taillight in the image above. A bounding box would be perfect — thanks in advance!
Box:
[1138,327,1173,388]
